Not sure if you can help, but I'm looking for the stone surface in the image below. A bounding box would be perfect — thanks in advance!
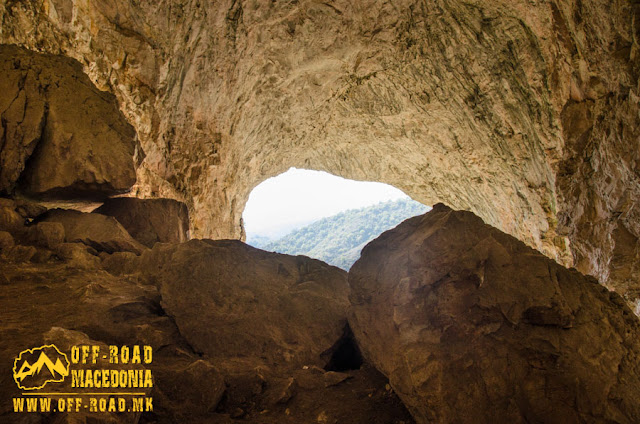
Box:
[29,221,65,249]
[153,359,226,418]
[0,231,14,250]
[100,251,140,276]
[54,242,101,269]
[0,239,411,424]
[349,204,640,424]
[0,206,25,235]
[0,44,139,199]
[0,198,14,207]
[1,2,639,420]
[30,246,53,264]
[139,239,350,369]
[0,261,166,424]
[94,197,190,248]
[13,199,47,219]
[37,208,146,255]
[1,245,37,263]
[0,1,639,305]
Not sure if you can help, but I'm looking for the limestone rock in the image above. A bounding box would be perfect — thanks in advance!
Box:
[101,251,140,276]
[349,204,640,424]
[154,359,226,417]
[29,221,65,249]
[54,242,101,269]
[1,245,36,263]
[41,328,143,424]
[0,261,168,420]
[0,206,25,235]
[13,199,47,219]
[0,242,412,424]
[0,44,138,199]
[139,239,350,369]
[271,377,297,404]
[1,0,639,306]
[0,198,13,207]
[94,197,190,248]
[31,247,54,264]
[0,231,14,250]
[38,209,146,255]
[322,371,352,388]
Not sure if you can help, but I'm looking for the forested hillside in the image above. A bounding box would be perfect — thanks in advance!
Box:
[260,199,429,270]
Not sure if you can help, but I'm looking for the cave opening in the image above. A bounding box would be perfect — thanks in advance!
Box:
[242,167,430,270]
[323,324,364,372]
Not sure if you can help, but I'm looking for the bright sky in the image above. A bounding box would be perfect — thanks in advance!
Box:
[243,168,409,239]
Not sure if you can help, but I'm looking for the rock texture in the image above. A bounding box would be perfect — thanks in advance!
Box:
[0,207,412,424]
[94,197,190,247]
[349,204,640,423]
[0,44,138,199]
[139,239,350,369]
[1,0,637,306]
[37,208,146,254]
[0,258,199,424]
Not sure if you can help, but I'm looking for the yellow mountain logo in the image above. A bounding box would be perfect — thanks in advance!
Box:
[13,345,70,390]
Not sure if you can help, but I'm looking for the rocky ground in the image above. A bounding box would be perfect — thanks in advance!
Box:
[0,195,415,424]
[1,196,639,423]
[0,13,639,421]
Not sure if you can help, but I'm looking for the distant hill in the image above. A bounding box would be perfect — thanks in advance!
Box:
[260,199,429,270]
[245,234,273,249]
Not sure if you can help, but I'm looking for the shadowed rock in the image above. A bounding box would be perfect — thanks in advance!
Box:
[0,234,413,423]
[139,239,350,369]
[37,209,146,255]
[0,45,139,199]
[94,197,190,248]
[349,203,640,424]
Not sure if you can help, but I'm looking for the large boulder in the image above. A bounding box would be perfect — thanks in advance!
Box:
[37,209,146,255]
[140,239,350,369]
[0,204,24,236]
[94,197,190,247]
[0,231,14,250]
[349,204,640,424]
[0,44,139,198]
[0,238,412,423]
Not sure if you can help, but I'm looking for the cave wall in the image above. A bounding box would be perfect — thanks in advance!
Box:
[1,0,638,306]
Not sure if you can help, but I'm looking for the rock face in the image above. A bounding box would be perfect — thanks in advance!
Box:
[28,221,65,249]
[37,208,146,254]
[0,259,199,424]
[0,44,138,199]
[349,204,640,424]
[139,239,350,369]
[0,1,639,306]
[94,197,190,247]
[0,206,412,423]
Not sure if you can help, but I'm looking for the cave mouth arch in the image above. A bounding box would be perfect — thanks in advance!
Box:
[242,167,429,269]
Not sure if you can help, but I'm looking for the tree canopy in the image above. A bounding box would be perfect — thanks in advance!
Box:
[259,198,429,270]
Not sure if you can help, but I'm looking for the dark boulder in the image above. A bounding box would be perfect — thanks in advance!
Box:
[349,203,640,424]
[37,209,146,255]
[139,239,350,369]
[94,197,189,247]
[0,45,139,199]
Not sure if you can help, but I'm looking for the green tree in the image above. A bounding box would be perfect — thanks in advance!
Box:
[260,199,429,270]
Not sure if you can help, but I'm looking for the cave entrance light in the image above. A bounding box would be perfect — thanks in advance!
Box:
[242,167,430,270]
